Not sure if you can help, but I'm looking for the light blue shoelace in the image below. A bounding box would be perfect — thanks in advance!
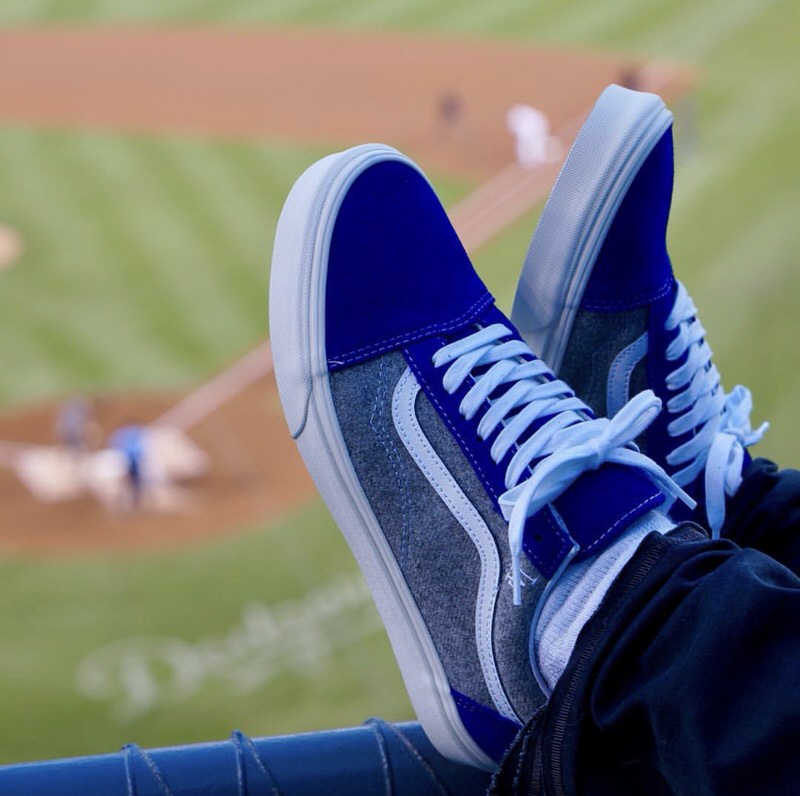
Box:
[433,323,693,604]
[664,282,768,536]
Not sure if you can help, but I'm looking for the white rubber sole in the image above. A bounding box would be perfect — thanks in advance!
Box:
[269,145,495,770]
[511,84,673,373]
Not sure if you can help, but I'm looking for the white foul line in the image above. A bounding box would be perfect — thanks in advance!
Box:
[151,343,273,431]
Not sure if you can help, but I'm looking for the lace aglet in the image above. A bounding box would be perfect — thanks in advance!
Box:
[673,482,697,512]
[512,558,522,606]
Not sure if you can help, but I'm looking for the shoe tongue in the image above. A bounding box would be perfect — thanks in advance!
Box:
[580,127,675,311]
[521,465,665,579]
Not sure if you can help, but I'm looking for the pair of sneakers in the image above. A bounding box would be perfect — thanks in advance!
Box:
[268,85,766,770]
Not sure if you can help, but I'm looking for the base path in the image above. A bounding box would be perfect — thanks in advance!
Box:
[0,27,691,553]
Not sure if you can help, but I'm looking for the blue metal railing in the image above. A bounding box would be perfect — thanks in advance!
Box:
[0,720,492,795]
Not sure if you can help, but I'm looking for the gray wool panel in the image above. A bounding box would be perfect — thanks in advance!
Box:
[330,349,547,722]
[415,386,546,720]
[559,306,649,418]
[330,351,493,710]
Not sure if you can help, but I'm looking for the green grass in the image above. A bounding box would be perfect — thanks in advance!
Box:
[0,131,308,402]
[0,501,412,763]
[0,0,798,767]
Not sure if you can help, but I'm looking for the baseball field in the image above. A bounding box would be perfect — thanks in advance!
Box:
[0,0,797,767]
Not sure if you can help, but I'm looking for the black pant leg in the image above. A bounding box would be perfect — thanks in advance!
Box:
[493,525,800,796]
[723,458,800,575]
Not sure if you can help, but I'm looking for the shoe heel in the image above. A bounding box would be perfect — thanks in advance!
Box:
[512,84,673,371]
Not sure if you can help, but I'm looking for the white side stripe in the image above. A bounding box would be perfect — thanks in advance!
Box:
[391,367,517,722]
[606,332,648,418]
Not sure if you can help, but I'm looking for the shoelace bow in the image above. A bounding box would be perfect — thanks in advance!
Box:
[433,323,693,605]
[664,282,768,536]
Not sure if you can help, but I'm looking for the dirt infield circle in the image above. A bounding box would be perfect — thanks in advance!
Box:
[0,28,689,553]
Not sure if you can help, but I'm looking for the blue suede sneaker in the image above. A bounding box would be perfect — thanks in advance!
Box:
[269,144,688,768]
[512,85,767,538]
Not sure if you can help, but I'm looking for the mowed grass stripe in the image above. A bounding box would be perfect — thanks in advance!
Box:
[682,0,781,61]
[169,140,335,326]
[697,189,800,354]
[379,0,519,35]
[73,134,261,373]
[669,0,799,274]
[671,76,793,231]
[0,131,134,401]
[528,0,668,46]
[0,0,52,24]
[131,0,246,23]
[766,373,800,467]
[329,0,439,28]
[0,132,74,400]
[582,0,695,52]
[124,138,267,347]
[35,132,208,387]
[46,133,219,385]
[386,0,663,45]
[427,0,536,37]
[693,191,800,468]
[146,139,331,331]
[0,130,103,280]
[632,0,778,58]
[396,0,573,39]
[680,167,800,366]
[158,140,272,301]
[35,0,106,22]
[224,0,352,24]
[0,129,280,402]
[87,0,189,22]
